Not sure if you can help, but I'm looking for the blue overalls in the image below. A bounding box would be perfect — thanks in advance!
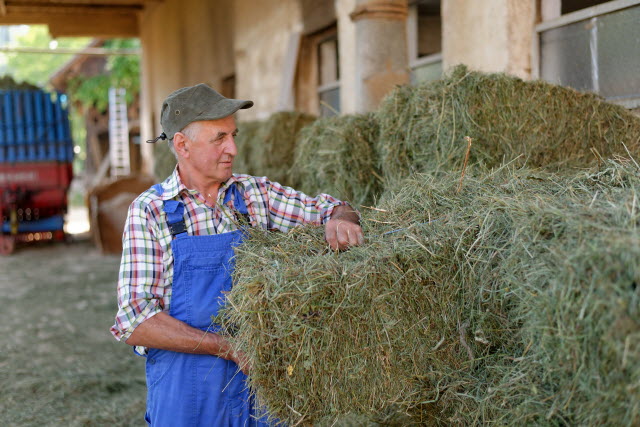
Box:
[142,183,270,427]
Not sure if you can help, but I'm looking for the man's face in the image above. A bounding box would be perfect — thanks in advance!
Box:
[179,116,238,184]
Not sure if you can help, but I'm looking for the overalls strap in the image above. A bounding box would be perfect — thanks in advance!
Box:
[223,182,251,223]
[163,200,187,237]
[151,183,187,237]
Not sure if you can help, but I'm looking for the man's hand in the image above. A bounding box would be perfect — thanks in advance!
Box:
[126,312,251,375]
[325,205,364,250]
[229,348,251,375]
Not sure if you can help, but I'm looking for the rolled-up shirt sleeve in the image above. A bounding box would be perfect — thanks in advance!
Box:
[110,198,166,342]
[261,178,348,231]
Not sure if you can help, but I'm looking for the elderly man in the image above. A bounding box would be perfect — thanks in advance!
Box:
[110,84,363,426]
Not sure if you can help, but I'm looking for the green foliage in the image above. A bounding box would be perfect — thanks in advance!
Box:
[4,25,91,86]
[68,39,140,112]
[70,107,87,175]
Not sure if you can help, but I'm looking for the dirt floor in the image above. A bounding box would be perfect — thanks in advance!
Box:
[0,235,147,426]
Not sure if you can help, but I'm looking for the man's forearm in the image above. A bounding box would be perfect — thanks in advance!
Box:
[125,312,235,358]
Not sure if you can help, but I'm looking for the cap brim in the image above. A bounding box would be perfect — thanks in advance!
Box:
[194,98,254,122]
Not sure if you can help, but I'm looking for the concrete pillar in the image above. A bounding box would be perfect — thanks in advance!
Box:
[336,0,358,114]
[442,0,537,79]
[349,0,410,113]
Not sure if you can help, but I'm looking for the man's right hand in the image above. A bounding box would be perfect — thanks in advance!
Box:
[229,348,251,375]
[126,311,249,375]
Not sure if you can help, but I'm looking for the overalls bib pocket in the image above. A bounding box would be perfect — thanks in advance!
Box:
[145,347,179,388]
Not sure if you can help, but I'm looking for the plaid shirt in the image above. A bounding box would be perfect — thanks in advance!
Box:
[110,168,346,343]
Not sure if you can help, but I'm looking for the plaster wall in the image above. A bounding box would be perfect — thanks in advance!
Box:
[138,0,235,174]
[233,0,303,120]
[442,0,536,79]
[336,0,358,114]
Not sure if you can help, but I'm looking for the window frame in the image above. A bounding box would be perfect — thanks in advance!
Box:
[407,1,442,83]
[316,30,340,116]
[533,0,640,108]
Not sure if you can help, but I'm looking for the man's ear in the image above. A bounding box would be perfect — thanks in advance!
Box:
[173,132,189,158]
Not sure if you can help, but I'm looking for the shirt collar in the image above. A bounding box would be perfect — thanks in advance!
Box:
[157,165,240,201]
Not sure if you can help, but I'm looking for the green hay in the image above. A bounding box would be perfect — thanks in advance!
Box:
[234,111,316,187]
[292,113,382,207]
[220,160,640,426]
[235,120,266,176]
[153,142,177,180]
[377,65,640,184]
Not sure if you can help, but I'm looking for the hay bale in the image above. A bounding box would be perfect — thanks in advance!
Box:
[153,142,176,180]
[292,113,382,207]
[221,160,640,426]
[377,65,640,184]
[234,112,316,187]
[235,120,265,176]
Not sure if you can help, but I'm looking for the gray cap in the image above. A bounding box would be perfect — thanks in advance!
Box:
[158,83,253,141]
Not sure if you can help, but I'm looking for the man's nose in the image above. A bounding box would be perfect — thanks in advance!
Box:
[226,136,238,156]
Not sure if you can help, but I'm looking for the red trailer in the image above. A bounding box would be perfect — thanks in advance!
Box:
[0,90,74,254]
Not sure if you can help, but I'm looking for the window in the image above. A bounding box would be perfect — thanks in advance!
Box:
[317,32,340,117]
[295,25,340,117]
[407,0,442,84]
[536,0,640,108]
[220,74,236,99]
[562,0,610,14]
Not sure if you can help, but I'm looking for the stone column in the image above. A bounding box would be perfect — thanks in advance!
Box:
[349,0,410,113]
[442,0,536,79]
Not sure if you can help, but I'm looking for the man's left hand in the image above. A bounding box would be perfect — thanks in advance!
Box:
[325,205,364,250]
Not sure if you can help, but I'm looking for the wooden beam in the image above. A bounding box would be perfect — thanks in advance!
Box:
[20,0,160,4]
[48,14,139,37]
[0,0,6,16]
[0,46,140,55]
[0,11,140,37]
[4,4,143,15]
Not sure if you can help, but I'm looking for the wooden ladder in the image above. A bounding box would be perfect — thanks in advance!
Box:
[108,87,130,178]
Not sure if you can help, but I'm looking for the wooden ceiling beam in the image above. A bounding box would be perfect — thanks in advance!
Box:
[3,4,142,15]
[49,14,139,37]
[0,0,162,36]
[3,0,159,6]
[0,11,139,37]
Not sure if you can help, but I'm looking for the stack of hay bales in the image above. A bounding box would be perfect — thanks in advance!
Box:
[288,65,640,205]
[153,142,177,180]
[292,113,382,207]
[233,120,264,177]
[224,163,640,425]
[234,111,316,187]
[217,66,640,425]
[376,65,640,184]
